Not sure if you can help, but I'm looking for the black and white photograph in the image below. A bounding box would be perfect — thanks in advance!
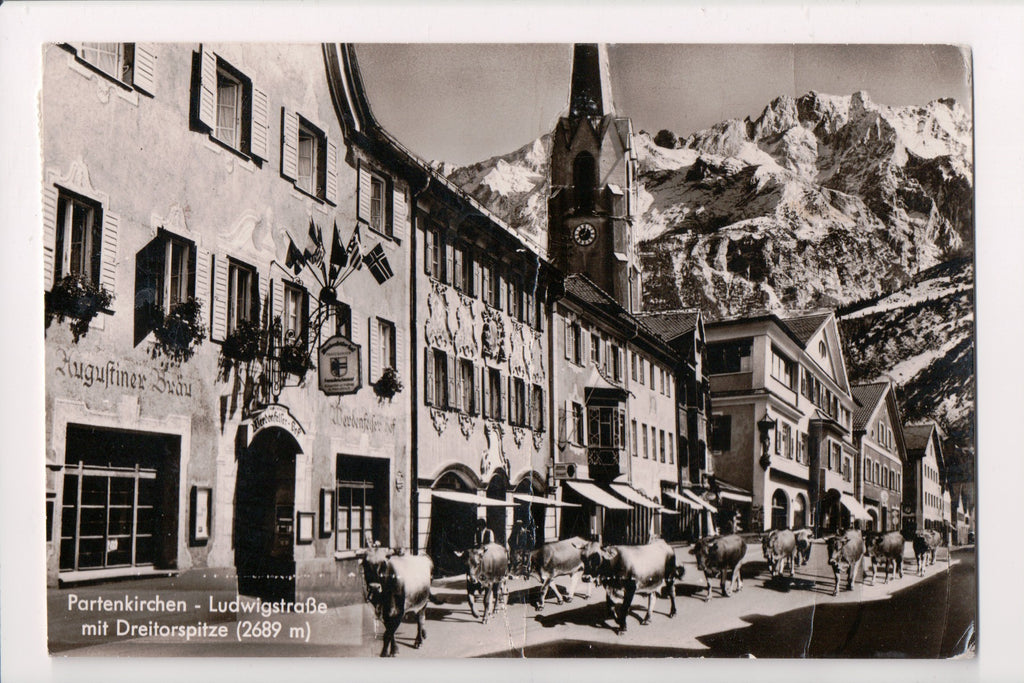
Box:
[3,3,1022,681]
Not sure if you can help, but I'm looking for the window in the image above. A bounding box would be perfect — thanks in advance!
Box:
[586,407,625,449]
[215,68,243,150]
[429,349,449,408]
[771,346,797,389]
[819,340,827,358]
[611,344,622,382]
[370,175,386,234]
[631,353,638,381]
[710,415,731,451]
[512,378,527,426]
[296,120,327,198]
[77,42,135,84]
[874,462,880,483]
[572,402,584,444]
[638,357,645,385]
[782,423,793,459]
[573,152,596,211]
[668,434,674,464]
[377,318,396,371]
[631,420,638,457]
[227,261,256,332]
[335,481,374,552]
[650,362,656,388]
[487,368,503,420]
[458,359,476,414]
[531,384,544,431]
[54,189,103,287]
[283,282,307,344]
[591,332,601,366]
[565,321,583,365]
[334,302,352,338]
[194,49,267,160]
[659,429,666,463]
[642,423,650,458]
[427,225,444,281]
[455,243,474,294]
[798,433,808,464]
[707,339,753,374]
[133,231,197,345]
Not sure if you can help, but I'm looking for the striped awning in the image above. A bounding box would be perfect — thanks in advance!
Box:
[682,488,718,513]
[512,493,580,508]
[609,483,661,509]
[719,490,753,503]
[428,490,517,507]
[840,493,872,520]
[664,490,701,510]
[564,481,632,510]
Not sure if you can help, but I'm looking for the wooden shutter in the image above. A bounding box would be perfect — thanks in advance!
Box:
[501,374,508,422]
[280,109,299,180]
[481,366,490,418]
[392,186,407,241]
[256,268,268,324]
[42,186,58,290]
[563,319,571,360]
[96,210,119,293]
[210,255,228,342]
[133,44,157,95]
[562,400,570,443]
[424,348,434,406]
[443,234,454,285]
[369,316,380,382]
[455,360,465,413]
[453,244,463,290]
[395,323,405,375]
[422,221,433,276]
[525,383,532,429]
[358,163,371,224]
[474,363,483,416]
[481,262,490,304]
[193,244,210,325]
[446,353,456,410]
[197,46,217,131]
[250,86,270,161]
[350,310,361,353]
[271,278,285,322]
[496,270,505,311]
[325,138,339,203]
[471,253,481,298]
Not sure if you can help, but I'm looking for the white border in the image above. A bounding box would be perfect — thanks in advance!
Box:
[3,3,1021,683]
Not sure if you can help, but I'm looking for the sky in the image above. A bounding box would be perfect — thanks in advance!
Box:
[356,44,972,166]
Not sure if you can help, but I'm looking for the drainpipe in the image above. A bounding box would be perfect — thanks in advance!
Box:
[408,172,430,553]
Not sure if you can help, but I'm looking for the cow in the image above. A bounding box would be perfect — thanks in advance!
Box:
[761,529,797,580]
[794,529,814,566]
[583,539,683,633]
[866,531,905,585]
[690,534,747,602]
[529,536,595,610]
[459,542,509,623]
[360,546,434,657]
[913,529,943,575]
[826,529,865,596]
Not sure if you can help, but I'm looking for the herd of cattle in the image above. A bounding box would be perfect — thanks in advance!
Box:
[359,528,946,656]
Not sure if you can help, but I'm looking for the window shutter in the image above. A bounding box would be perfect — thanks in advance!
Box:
[395,323,404,375]
[481,263,490,303]
[256,269,268,324]
[446,354,456,410]
[481,367,490,419]
[563,320,571,360]
[537,295,544,331]
[444,235,454,285]
[194,244,210,324]
[42,186,58,290]
[422,222,433,276]
[325,138,339,203]
[272,278,285,322]
[210,255,228,342]
[562,400,571,443]
[197,46,217,131]
[474,364,483,416]
[524,384,532,429]
[186,241,197,301]
[250,86,270,161]
[350,311,361,353]
[500,374,507,422]
[456,360,465,413]
[95,209,119,293]
[496,269,505,311]
[133,44,157,95]
[424,348,434,406]
[281,108,299,180]
[301,288,311,347]
[392,186,407,241]
[358,163,371,224]
[471,254,480,298]
[369,317,380,383]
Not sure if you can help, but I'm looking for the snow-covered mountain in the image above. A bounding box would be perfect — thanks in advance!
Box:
[443,90,975,479]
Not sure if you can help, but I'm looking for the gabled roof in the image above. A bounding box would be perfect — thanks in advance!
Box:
[851,382,889,431]
[778,312,832,346]
[635,310,699,344]
[903,423,938,453]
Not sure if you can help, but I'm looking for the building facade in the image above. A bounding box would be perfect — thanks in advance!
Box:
[902,423,946,536]
[704,312,868,534]
[851,382,906,532]
[43,42,413,602]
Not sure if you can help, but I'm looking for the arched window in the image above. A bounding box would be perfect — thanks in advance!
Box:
[573,152,596,212]
[771,489,789,530]
[793,494,807,530]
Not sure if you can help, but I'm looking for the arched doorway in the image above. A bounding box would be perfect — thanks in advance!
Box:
[428,471,477,577]
[770,490,789,531]
[793,494,807,530]
[234,426,301,603]
[486,472,509,547]
[573,152,596,211]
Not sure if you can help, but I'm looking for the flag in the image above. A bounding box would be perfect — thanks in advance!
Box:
[303,218,324,267]
[285,235,305,275]
[363,242,394,285]
[345,224,363,271]
[329,220,346,281]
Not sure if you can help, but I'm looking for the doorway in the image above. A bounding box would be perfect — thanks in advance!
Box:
[234,427,300,603]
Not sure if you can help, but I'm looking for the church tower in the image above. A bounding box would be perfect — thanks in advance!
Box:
[549,44,641,312]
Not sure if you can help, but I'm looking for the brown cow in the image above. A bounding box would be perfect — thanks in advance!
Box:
[826,529,865,596]
[360,547,434,657]
[530,536,595,609]
[690,534,747,602]
[913,529,943,575]
[460,542,509,623]
[794,529,814,566]
[866,531,905,585]
[584,539,684,633]
[762,529,797,580]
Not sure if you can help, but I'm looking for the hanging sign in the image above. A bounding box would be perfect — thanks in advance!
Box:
[319,335,362,396]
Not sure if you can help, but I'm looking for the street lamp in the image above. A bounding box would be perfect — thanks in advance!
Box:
[757,411,777,470]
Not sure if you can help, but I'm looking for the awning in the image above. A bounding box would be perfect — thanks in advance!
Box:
[839,493,872,520]
[663,490,701,510]
[658,507,679,516]
[682,488,718,513]
[428,490,517,507]
[719,490,753,503]
[512,493,580,508]
[564,481,632,510]
[609,483,661,509]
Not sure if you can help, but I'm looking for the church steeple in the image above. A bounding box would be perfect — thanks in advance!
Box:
[569,44,615,119]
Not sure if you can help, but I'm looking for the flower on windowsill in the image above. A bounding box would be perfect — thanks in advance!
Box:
[153,298,205,363]
[44,274,114,342]
[373,366,403,403]
[278,335,313,379]
[220,318,262,364]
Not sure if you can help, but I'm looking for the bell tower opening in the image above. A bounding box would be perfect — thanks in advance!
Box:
[573,152,596,212]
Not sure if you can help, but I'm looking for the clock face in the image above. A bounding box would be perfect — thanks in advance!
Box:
[573,222,597,246]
